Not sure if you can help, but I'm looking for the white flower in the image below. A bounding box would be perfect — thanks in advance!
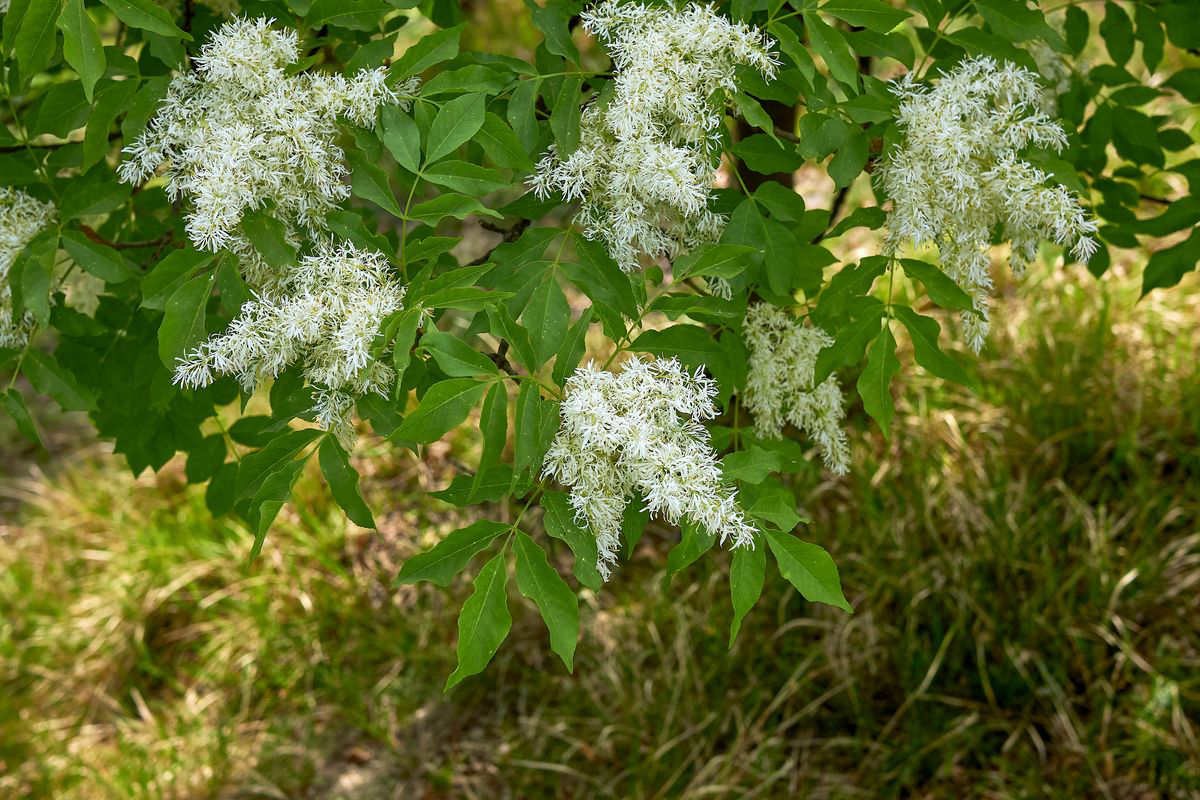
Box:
[118,16,416,288]
[0,188,56,348]
[742,303,849,474]
[531,1,778,272]
[173,240,405,444]
[880,56,1098,352]
[542,356,756,580]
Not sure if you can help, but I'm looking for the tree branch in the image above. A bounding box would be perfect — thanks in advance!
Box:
[79,225,174,251]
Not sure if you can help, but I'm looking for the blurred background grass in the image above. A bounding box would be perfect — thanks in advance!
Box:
[3,251,1199,798]
[4,1,1200,796]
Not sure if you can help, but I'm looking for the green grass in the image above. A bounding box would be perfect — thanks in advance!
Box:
[2,260,1199,798]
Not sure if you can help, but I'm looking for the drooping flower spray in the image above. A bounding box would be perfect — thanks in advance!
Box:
[530,1,778,272]
[879,56,1098,352]
[543,357,756,580]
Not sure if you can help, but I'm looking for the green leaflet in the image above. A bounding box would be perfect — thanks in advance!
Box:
[397,519,510,587]
[764,531,852,612]
[729,542,765,645]
[857,325,899,436]
[318,437,377,529]
[57,0,105,101]
[158,271,215,370]
[445,551,512,691]
[513,530,579,672]
[425,93,486,165]
[391,378,488,443]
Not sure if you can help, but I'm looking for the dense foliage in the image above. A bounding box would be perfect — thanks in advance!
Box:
[1,0,1197,688]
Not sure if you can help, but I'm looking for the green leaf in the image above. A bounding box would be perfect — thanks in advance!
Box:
[240,209,298,268]
[754,185,807,227]
[445,551,511,691]
[674,244,758,281]
[732,134,803,174]
[61,231,137,283]
[857,325,899,435]
[729,543,765,645]
[1064,6,1089,54]
[541,490,603,591]
[630,326,725,376]
[245,457,306,557]
[1165,69,1200,103]
[552,307,592,387]
[12,228,56,327]
[510,380,558,494]
[408,193,502,224]
[550,76,583,156]
[84,79,138,170]
[420,330,500,377]
[474,381,508,479]
[426,93,486,165]
[236,429,323,501]
[813,304,884,385]
[723,445,783,484]
[21,350,95,412]
[391,25,461,77]
[318,436,376,529]
[820,0,908,33]
[507,78,541,152]
[101,0,190,40]
[350,153,403,216]
[514,530,579,671]
[523,272,570,365]
[899,259,975,313]
[974,0,1060,46]
[58,0,105,102]
[30,81,89,138]
[525,0,580,63]
[392,378,487,443]
[423,160,511,194]
[141,248,214,311]
[1100,2,1134,66]
[158,272,214,370]
[307,0,391,30]
[804,11,859,89]
[829,128,868,188]
[734,93,778,141]
[666,521,717,576]
[487,304,538,371]
[743,482,803,532]
[185,435,226,483]
[346,32,399,73]
[2,388,42,447]
[764,531,851,612]
[477,112,535,171]
[389,307,424,392]
[381,105,422,173]
[825,206,886,239]
[1135,5,1164,73]
[14,0,64,83]
[1141,228,1200,295]
[893,305,975,389]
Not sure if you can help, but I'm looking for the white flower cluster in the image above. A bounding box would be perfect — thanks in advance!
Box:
[1030,41,1072,115]
[742,304,849,474]
[0,188,56,348]
[174,241,405,444]
[880,56,1098,352]
[543,356,755,580]
[529,1,778,271]
[119,17,415,287]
